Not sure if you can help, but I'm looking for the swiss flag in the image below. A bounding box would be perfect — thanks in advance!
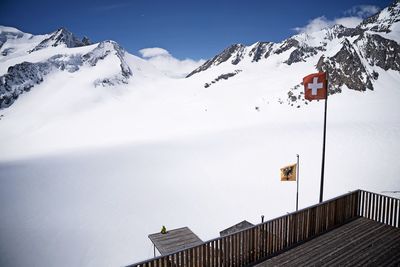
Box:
[303,72,327,101]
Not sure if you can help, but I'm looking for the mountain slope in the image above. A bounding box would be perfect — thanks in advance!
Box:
[0,27,169,109]
[29,27,91,53]
[187,2,400,107]
[0,2,399,267]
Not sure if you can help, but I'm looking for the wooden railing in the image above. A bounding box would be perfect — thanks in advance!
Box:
[128,190,399,267]
[358,190,399,228]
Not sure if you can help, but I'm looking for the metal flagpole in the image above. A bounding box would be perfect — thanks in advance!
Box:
[296,154,300,211]
[319,75,328,203]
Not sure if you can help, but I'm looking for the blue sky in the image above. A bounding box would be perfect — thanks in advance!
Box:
[0,0,391,60]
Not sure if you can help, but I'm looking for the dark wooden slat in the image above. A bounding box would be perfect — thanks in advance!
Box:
[256,218,400,267]
[386,196,390,225]
[390,198,394,226]
[209,241,213,267]
[267,218,375,266]
[129,190,400,267]
[394,199,399,228]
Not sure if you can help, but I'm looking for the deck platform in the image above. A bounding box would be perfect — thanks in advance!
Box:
[255,217,400,266]
[148,227,203,256]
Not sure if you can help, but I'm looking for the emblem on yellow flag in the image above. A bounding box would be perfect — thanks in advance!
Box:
[280,164,297,181]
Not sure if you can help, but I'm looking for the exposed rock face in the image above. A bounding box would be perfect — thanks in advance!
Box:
[0,28,23,50]
[1,48,14,56]
[0,54,84,108]
[81,36,92,46]
[248,42,273,62]
[0,40,132,108]
[317,39,374,92]
[357,33,400,71]
[186,44,245,77]
[83,40,132,86]
[187,0,400,103]
[274,38,299,54]
[0,62,50,108]
[29,27,88,53]
[204,70,242,88]
[285,45,324,65]
[358,0,400,33]
[315,32,400,94]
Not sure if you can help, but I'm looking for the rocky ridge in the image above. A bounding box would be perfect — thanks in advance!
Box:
[0,36,132,108]
[187,1,400,107]
[29,27,92,53]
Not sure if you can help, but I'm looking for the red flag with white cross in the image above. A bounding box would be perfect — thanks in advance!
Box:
[303,72,327,101]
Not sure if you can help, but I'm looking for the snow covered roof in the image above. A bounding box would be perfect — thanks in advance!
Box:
[148,227,203,255]
[220,220,254,237]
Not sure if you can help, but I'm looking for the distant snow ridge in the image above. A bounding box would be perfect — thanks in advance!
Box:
[0,27,27,57]
[187,1,400,106]
[83,40,132,87]
[0,33,132,108]
[29,27,91,53]
[358,0,400,33]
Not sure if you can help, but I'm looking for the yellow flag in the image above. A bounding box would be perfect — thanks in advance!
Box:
[280,164,297,181]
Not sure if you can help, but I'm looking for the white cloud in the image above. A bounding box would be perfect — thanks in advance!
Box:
[335,17,363,28]
[139,47,205,78]
[294,4,381,34]
[344,5,380,18]
[139,47,170,58]
[293,16,331,34]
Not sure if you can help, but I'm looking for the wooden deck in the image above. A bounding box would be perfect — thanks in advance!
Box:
[128,190,400,267]
[255,217,400,267]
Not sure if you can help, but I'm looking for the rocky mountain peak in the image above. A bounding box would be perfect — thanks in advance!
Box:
[0,38,132,109]
[186,43,245,77]
[249,41,273,62]
[82,40,132,80]
[81,36,92,46]
[186,0,399,109]
[0,26,24,51]
[29,27,89,53]
[358,0,400,33]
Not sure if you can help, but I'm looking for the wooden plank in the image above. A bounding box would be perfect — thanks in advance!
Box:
[216,239,220,267]
[255,226,259,261]
[265,222,270,256]
[178,251,183,267]
[394,199,399,228]
[232,234,236,266]
[386,196,390,225]
[271,217,375,266]
[372,193,377,221]
[238,231,242,266]
[130,190,400,267]
[262,223,267,258]
[256,217,400,267]
[391,198,395,226]
[185,249,189,267]
[377,194,382,222]
[250,227,254,262]
[209,242,213,267]
[361,191,366,217]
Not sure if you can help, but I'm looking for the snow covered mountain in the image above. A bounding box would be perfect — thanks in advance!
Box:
[187,1,400,107]
[29,27,92,53]
[0,26,167,109]
[0,2,399,267]
[1,2,399,110]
